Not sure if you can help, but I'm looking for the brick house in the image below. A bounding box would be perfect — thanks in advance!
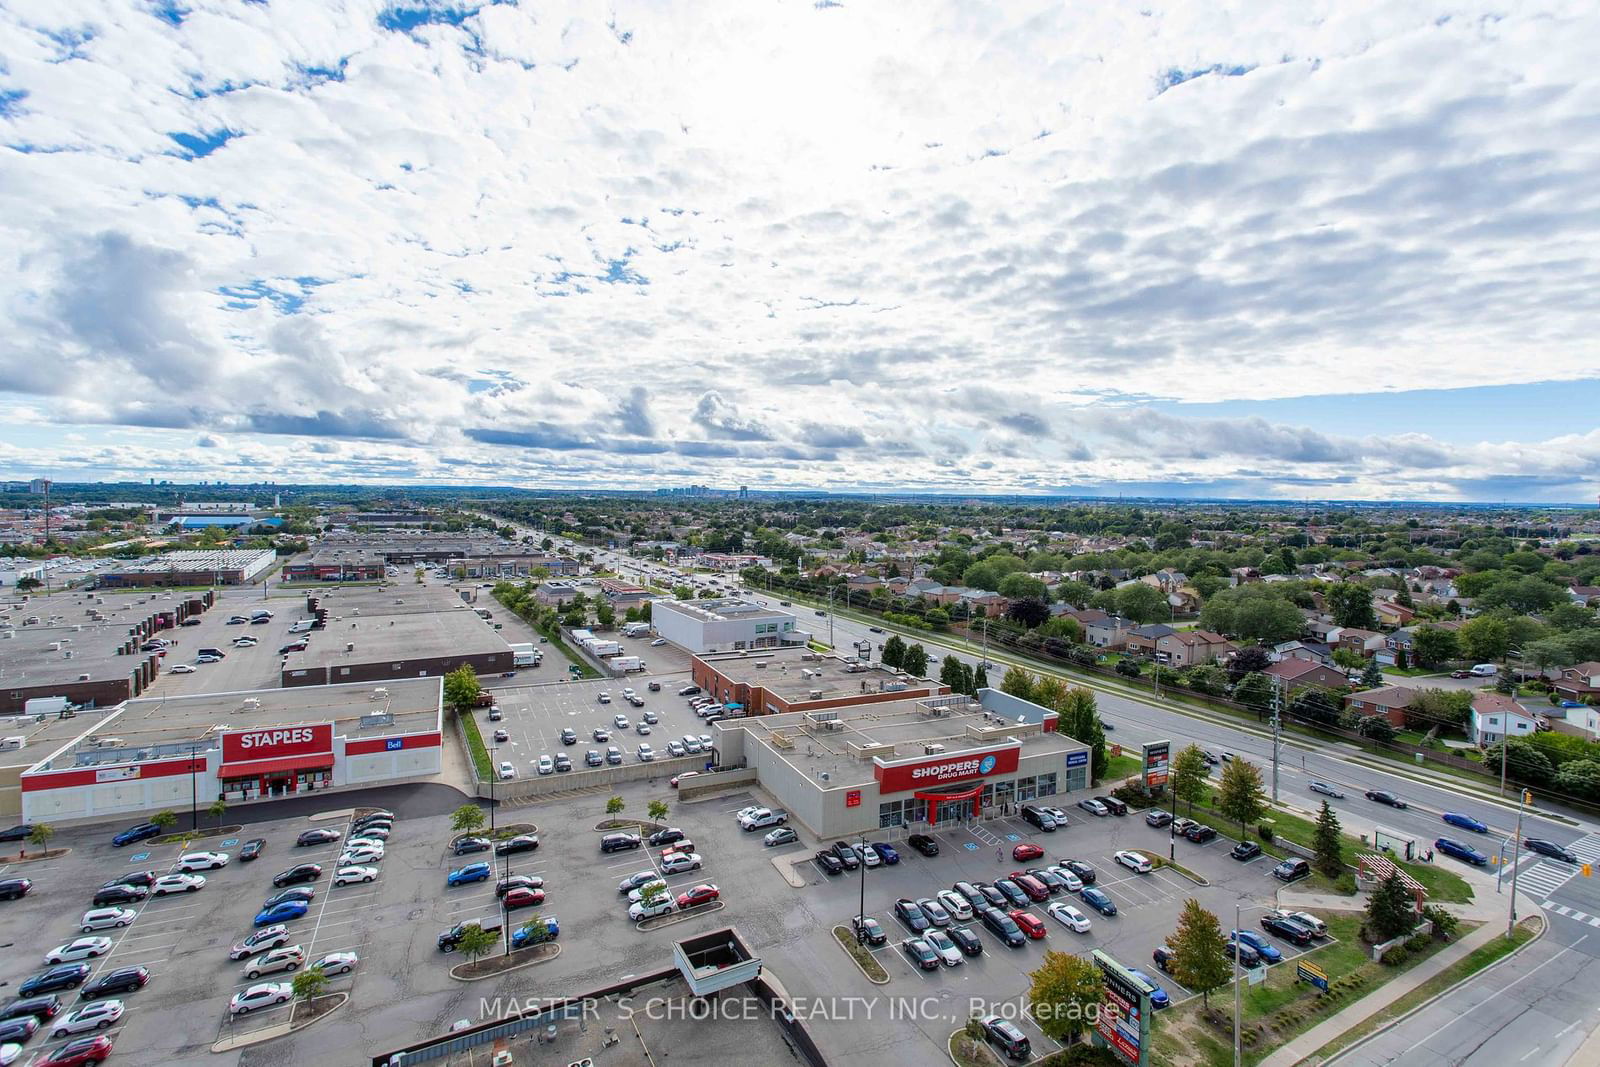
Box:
[1553,662,1600,702]
[1155,630,1235,668]
[1124,624,1177,657]
[1264,658,1350,691]
[1343,685,1418,727]
[1337,628,1387,659]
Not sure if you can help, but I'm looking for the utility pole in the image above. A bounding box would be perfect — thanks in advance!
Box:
[828,587,835,648]
[1233,900,1242,1067]
[856,834,868,943]
[1270,676,1283,804]
[1507,789,1529,939]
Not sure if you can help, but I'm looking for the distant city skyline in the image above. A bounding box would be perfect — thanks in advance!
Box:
[1,3,1597,501]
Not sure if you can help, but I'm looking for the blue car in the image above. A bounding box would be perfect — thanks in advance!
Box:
[1442,812,1488,834]
[510,915,560,947]
[1435,837,1488,866]
[1080,887,1117,916]
[112,822,160,847]
[1127,968,1170,1009]
[1231,930,1282,964]
[254,900,309,926]
[447,862,492,887]
[871,842,900,865]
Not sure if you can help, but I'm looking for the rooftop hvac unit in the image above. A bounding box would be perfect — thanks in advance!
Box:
[923,743,946,756]
[808,689,822,699]
[242,698,263,711]
[63,650,73,659]
[819,771,830,781]
[346,642,355,652]
[78,673,90,681]
[755,661,766,669]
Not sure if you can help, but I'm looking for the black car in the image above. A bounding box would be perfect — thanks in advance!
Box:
[1261,914,1316,946]
[1095,795,1128,816]
[497,875,545,899]
[980,1015,1032,1061]
[0,995,60,1023]
[954,881,988,909]
[272,863,323,887]
[978,906,1027,947]
[1027,867,1069,893]
[830,841,861,870]
[0,877,31,900]
[648,828,687,847]
[107,871,159,890]
[993,879,1030,908]
[1184,824,1218,844]
[0,823,34,842]
[1525,838,1580,864]
[852,915,887,946]
[560,728,578,745]
[351,821,392,837]
[1365,790,1408,809]
[91,884,147,907]
[0,1017,38,1043]
[974,882,1008,908]
[1061,859,1097,885]
[947,925,984,957]
[80,966,149,1000]
[907,833,940,857]
[1231,841,1262,861]
[1152,945,1175,974]
[554,753,572,772]
[600,833,642,854]
[894,897,931,932]
[263,887,316,909]
[902,937,939,971]
[20,964,90,996]
[1225,940,1262,967]
[1145,810,1173,828]
[814,851,844,875]
[297,829,341,847]
[495,835,539,856]
[453,837,491,856]
[238,838,266,862]
[1273,858,1310,883]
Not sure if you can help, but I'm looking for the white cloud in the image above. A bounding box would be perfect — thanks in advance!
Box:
[0,1,1597,499]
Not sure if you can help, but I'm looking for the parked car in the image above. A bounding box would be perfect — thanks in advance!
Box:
[333,865,378,887]
[1080,887,1117,916]
[814,851,844,875]
[1012,843,1045,862]
[111,822,160,847]
[1128,967,1170,1009]
[1060,859,1096,885]
[453,837,491,856]
[1365,790,1408,809]
[1309,780,1346,799]
[502,887,547,911]
[916,896,953,926]
[1115,850,1153,874]
[239,838,266,862]
[977,906,1027,947]
[1231,841,1262,861]
[231,926,289,960]
[1009,909,1047,939]
[907,833,940,857]
[1021,804,1058,831]
[230,982,292,1014]
[894,898,931,932]
[763,828,798,847]
[1231,930,1282,963]
[994,879,1030,908]
[1026,867,1069,893]
[1077,798,1109,817]
[660,852,703,875]
[936,889,974,921]
[296,829,341,846]
[924,929,965,965]
[979,1014,1032,1061]
[1260,914,1317,946]
[675,884,719,908]
[273,863,323,887]
[243,946,306,980]
[177,850,229,871]
[948,925,984,957]
[852,842,882,868]
[90,884,146,907]
[902,937,940,971]
[79,966,148,1000]
[1145,809,1173,828]
[829,841,861,870]
[43,939,110,966]
[32,1036,115,1067]
[1435,837,1489,866]
[851,915,887,946]
[1095,795,1128,816]
[871,842,900,864]
[447,863,492,887]
[312,952,359,976]
[495,835,540,856]
[22,965,92,994]
[1183,824,1218,844]
[262,887,315,910]
[78,907,136,933]
[1442,812,1489,834]
[1273,857,1310,883]
[1225,939,1262,967]
[1045,864,1083,892]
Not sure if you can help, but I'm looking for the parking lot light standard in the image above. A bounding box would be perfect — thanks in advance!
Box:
[857,834,868,945]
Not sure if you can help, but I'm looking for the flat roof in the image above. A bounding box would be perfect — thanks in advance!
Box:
[99,549,275,575]
[284,587,510,669]
[0,590,154,686]
[29,676,443,771]
[292,545,386,566]
[559,975,795,1066]
[727,691,1085,788]
[699,647,925,703]
[659,598,793,624]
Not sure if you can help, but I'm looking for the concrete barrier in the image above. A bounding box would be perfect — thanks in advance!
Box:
[677,767,759,801]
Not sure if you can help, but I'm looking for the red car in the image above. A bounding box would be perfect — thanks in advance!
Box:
[676,884,720,909]
[1009,909,1047,940]
[660,841,696,859]
[1012,843,1045,862]
[1011,874,1050,902]
[35,1035,114,1067]
[501,887,546,911]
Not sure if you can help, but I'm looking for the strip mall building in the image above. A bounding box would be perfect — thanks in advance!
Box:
[19,678,442,823]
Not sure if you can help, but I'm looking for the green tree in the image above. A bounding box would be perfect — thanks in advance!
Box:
[1170,745,1210,814]
[1554,759,1600,800]
[1116,583,1170,624]
[647,799,669,822]
[998,573,1049,601]
[450,804,486,835]
[150,809,178,833]
[973,664,989,690]
[1183,663,1228,696]
[1327,582,1378,629]
[1312,800,1344,876]
[901,643,929,677]
[1215,759,1267,839]
[1360,659,1384,689]
[1482,740,1554,785]
[672,585,694,600]
[1233,672,1276,717]
[596,603,616,627]
[1332,647,1365,671]
[1458,615,1511,663]
[443,665,482,716]
[1524,638,1576,674]
[1000,666,1036,703]
[1168,898,1232,1009]
[207,798,228,828]
[605,796,627,818]
[517,915,551,948]
[1411,626,1460,668]
[939,655,967,692]
[1026,949,1104,1045]
[24,822,53,857]
[291,966,329,1004]
[1366,871,1417,941]
[1291,688,1338,728]
[1357,715,1396,743]
[455,923,499,963]
[881,634,907,671]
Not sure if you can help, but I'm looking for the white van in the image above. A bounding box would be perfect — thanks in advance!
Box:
[288,620,313,634]
[1469,663,1498,677]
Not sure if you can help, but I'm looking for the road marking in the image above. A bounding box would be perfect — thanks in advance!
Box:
[1398,933,1587,1056]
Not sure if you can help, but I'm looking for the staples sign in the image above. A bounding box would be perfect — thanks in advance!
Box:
[223,723,333,761]
[875,746,1019,794]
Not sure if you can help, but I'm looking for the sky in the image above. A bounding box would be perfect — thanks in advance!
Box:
[0,0,1598,503]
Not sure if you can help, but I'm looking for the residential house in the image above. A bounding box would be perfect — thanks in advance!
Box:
[1272,640,1333,666]
[1343,685,1418,728]
[1336,628,1387,659]
[1066,607,1111,628]
[1469,693,1540,746]
[1373,600,1416,629]
[885,576,911,596]
[906,577,941,596]
[961,590,1010,619]
[1156,630,1235,668]
[1551,704,1600,741]
[1570,587,1600,607]
[1085,615,1131,650]
[845,574,883,593]
[1304,617,1343,643]
[1123,624,1177,657]
[1379,627,1418,667]
[1166,587,1203,614]
[1264,659,1350,692]
[1553,662,1600,702]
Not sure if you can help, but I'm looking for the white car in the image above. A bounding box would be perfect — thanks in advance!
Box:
[851,843,881,868]
[651,638,667,646]
[536,754,554,775]
[345,836,385,851]
[597,692,612,704]
[1047,865,1084,892]
[667,741,686,757]
[152,873,206,894]
[230,981,293,1014]
[49,999,124,1038]
[1,1043,22,1066]
[339,845,383,865]
[168,664,195,674]
[735,806,764,822]
[627,880,668,904]
[44,936,112,964]
[230,925,288,960]
[923,929,964,967]
[243,945,306,979]
[333,865,379,887]
[1048,902,1093,933]
[613,715,631,730]
[79,907,137,932]
[498,761,515,781]
[628,897,674,921]
[936,889,974,922]
[1115,850,1154,874]
[312,951,359,976]
[660,852,703,875]
[637,744,655,762]
[621,689,636,699]
[178,850,229,871]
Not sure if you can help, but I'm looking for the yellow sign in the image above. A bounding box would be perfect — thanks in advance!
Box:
[1584,864,1593,878]
[1299,960,1329,981]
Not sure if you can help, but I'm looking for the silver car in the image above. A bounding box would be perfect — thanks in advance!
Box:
[244,944,306,980]
[79,907,137,933]
[230,924,289,960]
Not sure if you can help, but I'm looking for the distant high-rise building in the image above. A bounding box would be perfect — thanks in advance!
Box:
[739,485,749,499]
[28,478,50,495]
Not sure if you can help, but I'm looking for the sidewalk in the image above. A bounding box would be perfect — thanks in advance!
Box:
[1259,896,1536,1066]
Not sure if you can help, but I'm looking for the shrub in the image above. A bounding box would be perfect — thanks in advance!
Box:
[1381,945,1409,967]
[1421,904,1459,941]
[1406,934,1431,953]
[1258,824,1275,843]
[964,1017,985,1041]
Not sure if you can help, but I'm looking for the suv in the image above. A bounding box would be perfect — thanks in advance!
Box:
[1261,913,1316,945]
[1272,857,1310,883]
[438,919,502,952]
[979,1015,1032,1060]
[1145,809,1173,828]
[111,822,160,847]
[1095,795,1128,816]
[977,906,1027,947]
[1020,804,1057,831]
[601,833,642,854]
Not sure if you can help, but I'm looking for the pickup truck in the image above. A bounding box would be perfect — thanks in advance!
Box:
[438,918,502,952]
[739,808,789,831]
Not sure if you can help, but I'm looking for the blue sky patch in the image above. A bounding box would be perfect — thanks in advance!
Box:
[377,2,513,33]
[148,0,190,26]
[1156,63,1255,94]
[0,89,27,119]
[168,128,241,158]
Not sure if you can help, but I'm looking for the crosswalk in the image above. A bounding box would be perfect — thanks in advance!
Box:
[1542,900,1600,928]
[1508,833,1600,900]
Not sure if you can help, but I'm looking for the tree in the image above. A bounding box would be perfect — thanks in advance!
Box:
[1000,666,1036,703]
[998,573,1049,601]
[973,664,989,690]
[208,798,228,828]
[1116,583,1170,624]
[450,803,486,835]
[1360,658,1384,689]
[596,603,616,627]
[150,809,178,833]
[443,665,482,716]
[1524,638,1576,674]
[1170,745,1210,814]
[940,655,967,693]
[1026,949,1104,1045]
[1411,626,1459,668]
[606,795,626,816]
[1404,688,1472,733]
[518,915,551,948]
[1327,582,1377,629]
[1481,740,1554,785]
[1228,645,1272,682]
[1312,800,1344,876]
[24,822,53,857]
[1233,672,1276,718]
[1331,647,1365,671]
[901,643,929,677]
[647,800,670,822]
[1184,664,1228,696]
[15,576,40,592]
[1038,616,1084,643]
[1357,715,1396,743]
[1366,871,1417,941]
[1458,615,1511,663]
[672,585,694,600]
[1168,898,1232,1009]
[455,923,499,963]
[1215,759,1267,839]
[881,634,907,671]
[1200,585,1305,642]
[1006,598,1051,629]
[1290,688,1338,728]
[1031,676,1069,714]
[291,967,329,1004]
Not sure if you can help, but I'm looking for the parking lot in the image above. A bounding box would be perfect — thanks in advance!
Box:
[138,591,315,696]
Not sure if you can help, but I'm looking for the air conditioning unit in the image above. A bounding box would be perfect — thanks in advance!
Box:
[923,743,946,756]
[809,689,823,699]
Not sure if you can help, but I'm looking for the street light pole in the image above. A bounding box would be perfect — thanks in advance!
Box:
[1507,789,1530,939]
[857,834,868,943]
[1233,900,1242,1067]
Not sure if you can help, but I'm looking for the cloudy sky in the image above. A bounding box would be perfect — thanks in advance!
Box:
[1,0,1597,501]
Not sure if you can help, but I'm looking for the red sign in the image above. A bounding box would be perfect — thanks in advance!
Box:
[222,724,334,762]
[874,745,1020,794]
[845,790,862,808]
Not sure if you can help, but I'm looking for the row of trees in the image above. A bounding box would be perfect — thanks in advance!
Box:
[937,655,990,696]
[879,635,930,677]
[997,668,1108,782]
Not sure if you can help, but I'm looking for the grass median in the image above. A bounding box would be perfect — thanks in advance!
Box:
[458,710,493,781]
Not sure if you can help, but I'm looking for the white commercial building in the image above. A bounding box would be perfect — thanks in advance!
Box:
[652,598,807,654]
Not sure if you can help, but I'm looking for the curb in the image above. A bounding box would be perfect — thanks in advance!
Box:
[449,943,561,982]
[210,992,348,1052]
[635,900,725,931]
[1312,914,1547,1066]
[831,926,890,985]
[1156,860,1210,887]
[0,847,71,864]
[774,855,808,888]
